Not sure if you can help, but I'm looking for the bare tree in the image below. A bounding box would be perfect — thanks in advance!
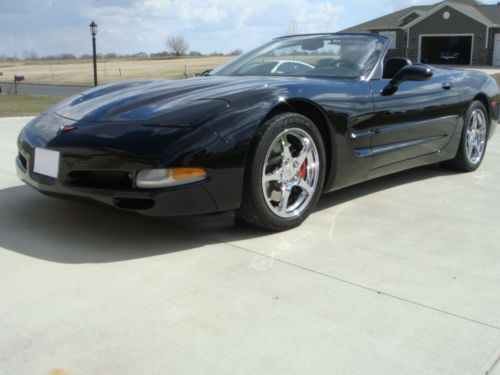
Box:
[22,50,39,61]
[286,20,300,36]
[166,35,189,57]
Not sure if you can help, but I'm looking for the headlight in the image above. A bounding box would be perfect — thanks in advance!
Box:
[136,168,207,188]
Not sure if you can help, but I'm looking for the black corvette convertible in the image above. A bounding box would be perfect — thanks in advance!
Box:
[17,33,498,231]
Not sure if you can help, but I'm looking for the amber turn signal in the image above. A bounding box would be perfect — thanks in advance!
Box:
[172,167,207,180]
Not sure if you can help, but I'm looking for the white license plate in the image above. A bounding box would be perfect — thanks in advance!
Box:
[33,148,60,178]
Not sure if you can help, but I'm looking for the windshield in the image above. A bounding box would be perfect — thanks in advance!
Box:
[211,34,387,79]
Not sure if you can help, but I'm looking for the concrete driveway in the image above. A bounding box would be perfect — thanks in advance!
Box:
[435,65,500,76]
[0,117,499,375]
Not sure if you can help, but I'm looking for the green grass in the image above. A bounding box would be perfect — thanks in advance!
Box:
[0,94,63,117]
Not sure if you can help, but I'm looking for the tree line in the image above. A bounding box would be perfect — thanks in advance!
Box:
[0,35,242,62]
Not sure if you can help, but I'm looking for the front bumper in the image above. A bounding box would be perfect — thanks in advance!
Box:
[16,146,219,217]
[15,110,250,216]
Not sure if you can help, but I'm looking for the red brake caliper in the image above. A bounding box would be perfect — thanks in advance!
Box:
[299,160,307,180]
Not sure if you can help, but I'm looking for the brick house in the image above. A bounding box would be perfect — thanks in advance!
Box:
[342,0,500,66]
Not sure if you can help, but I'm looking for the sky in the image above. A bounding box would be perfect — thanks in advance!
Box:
[0,0,498,57]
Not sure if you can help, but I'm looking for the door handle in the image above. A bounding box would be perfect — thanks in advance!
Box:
[442,82,453,90]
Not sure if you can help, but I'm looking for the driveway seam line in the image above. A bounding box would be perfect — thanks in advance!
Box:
[485,351,500,374]
[196,232,500,331]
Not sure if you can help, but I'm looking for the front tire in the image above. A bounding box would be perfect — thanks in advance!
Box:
[238,113,326,231]
[443,100,489,171]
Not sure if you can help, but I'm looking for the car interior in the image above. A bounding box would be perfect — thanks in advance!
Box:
[234,57,414,80]
[382,57,412,79]
[303,56,414,79]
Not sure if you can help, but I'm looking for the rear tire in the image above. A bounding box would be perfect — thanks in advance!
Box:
[238,113,326,231]
[443,100,489,172]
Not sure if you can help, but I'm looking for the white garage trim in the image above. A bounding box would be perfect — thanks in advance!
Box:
[418,33,474,65]
[492,34,500,67]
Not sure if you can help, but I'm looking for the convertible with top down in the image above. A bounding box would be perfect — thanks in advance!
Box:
[16,33,499,231]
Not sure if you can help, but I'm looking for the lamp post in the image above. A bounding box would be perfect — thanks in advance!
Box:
[89,20,98,86]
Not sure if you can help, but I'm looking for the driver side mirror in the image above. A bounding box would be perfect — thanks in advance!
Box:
[381,65,433,96]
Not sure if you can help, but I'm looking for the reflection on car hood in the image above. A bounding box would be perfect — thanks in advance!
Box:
[49,76,311,124]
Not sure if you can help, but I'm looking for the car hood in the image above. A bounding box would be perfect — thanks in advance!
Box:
[48,76,303,125]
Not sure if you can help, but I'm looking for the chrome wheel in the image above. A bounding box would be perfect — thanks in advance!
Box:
[261,128,320,218]
[466,109,487,165]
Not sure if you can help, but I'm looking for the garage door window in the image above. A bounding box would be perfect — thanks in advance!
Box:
[420,35,472,65]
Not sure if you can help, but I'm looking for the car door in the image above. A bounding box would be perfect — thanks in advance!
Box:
[368,71,461,169]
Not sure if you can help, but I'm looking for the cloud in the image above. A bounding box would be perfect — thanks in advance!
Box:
[2,0,495,56]
[0,0,347,56]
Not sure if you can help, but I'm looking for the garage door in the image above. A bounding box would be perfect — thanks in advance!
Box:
[420,35,472,65]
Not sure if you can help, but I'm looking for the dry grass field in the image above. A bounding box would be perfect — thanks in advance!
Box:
[0,56,233,86]
[5,56,499,88]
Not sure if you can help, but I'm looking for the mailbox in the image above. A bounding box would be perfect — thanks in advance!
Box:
[13,75,25,95]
